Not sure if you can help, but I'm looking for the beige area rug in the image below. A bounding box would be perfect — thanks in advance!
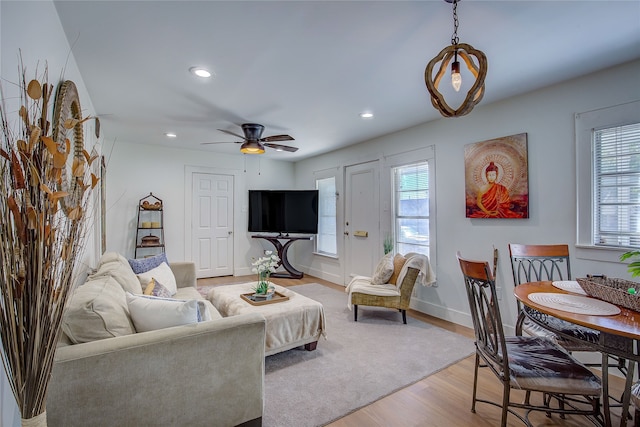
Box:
[199,282,474,427]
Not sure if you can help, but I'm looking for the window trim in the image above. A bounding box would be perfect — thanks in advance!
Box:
[382,146,436,272]
[314,168,339,258]
[575,100,640,262]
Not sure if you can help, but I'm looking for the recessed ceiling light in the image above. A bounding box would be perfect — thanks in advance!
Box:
[360,112,374,119]
[189,67,212,78]
[165,132,177,138]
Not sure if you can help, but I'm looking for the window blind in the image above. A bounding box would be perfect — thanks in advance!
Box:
[594,122,640,248]
[316,176,337,255]
[393,162,430,255]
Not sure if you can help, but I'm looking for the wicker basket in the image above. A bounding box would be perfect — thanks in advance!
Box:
[576,276,640,312]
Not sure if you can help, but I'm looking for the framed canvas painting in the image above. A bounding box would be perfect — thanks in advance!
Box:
[464,133,529,218]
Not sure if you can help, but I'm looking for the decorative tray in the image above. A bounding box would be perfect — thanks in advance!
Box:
[241,291,289,306]
[576,275,640,312]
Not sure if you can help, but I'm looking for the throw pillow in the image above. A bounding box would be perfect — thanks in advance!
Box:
[143,278,173,298]
[62,275,135,343]
[136,262,177,295]
[128,253,169,274]
[89,252,143,294]
[126,293,199,332]
[371,252,394,285]
[388,253,407,285]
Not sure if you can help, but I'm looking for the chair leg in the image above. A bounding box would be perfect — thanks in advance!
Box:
[354,305,358,322]
[515,311,526,336]
[501,382,510,427]
[402,309,407,324]
[602,352,613,427]
[471,352,479,413]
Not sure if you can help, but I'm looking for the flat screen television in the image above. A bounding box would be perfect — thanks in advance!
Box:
[248,190,319,234]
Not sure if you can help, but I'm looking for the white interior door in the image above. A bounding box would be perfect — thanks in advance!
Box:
[344,161,379,284]
[191,173,234,278]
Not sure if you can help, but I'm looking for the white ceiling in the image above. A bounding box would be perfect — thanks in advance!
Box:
[52,0,640,161]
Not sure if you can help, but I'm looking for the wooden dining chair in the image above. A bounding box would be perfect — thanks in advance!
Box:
[510,243,633,424]
[457,252,604,427]
[508,243,601,353]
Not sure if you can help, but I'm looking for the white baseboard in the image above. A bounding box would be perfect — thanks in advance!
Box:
[410,297,517,336]
[306,266,342,285]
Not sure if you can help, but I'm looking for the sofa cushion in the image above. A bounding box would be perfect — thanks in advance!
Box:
[136,262,177,295]
[90,252,142,294]
[62,275,135,344]
[128,253,169,274]
[126,293,200,332]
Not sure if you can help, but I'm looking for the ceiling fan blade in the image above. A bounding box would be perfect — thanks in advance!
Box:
[217,128,246,140]
[261,134,294,142]
[200,141,241,145]
[264,143,298,152]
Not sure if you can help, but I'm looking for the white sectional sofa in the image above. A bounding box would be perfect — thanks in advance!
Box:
[47,252,266,427]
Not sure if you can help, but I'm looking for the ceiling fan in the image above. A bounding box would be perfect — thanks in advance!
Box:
[202,123,297,154]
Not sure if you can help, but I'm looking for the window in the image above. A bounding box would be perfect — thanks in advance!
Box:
[576,100,640,259]
[393,162,430,256]
[593,123,640,248]
[316,176,337,256]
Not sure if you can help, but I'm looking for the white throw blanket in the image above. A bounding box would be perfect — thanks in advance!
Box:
[345,253,435,309]
[403,252,436,287]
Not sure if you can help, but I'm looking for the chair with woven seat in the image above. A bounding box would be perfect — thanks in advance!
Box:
[457,252,603,427]
[346,253,428,324]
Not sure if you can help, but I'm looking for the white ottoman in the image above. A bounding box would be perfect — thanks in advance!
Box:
[208,283,325,356]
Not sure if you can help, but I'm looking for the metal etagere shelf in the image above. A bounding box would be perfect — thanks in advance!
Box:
[134,192,165,258]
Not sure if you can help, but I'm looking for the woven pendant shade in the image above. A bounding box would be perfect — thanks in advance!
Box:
[425,43,487,117]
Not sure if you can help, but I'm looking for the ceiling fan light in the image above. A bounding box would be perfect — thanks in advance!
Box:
[240,141,265,154]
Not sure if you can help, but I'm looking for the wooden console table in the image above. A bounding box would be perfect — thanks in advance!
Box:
[251,234,312,279]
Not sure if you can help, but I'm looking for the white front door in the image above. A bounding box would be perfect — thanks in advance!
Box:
[344,161,379,285]
[191,173,234,278]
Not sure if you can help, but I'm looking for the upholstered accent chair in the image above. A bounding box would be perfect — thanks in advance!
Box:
[347,253,429,324]
[457,252,603,427]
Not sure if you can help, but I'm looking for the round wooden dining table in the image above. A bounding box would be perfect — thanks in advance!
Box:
[515,280,640,427]
[514,281,640,341]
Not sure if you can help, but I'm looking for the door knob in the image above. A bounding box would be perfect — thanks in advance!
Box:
[228,231,233,235]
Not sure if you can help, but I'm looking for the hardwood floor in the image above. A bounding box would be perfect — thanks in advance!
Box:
[199,274,632,426]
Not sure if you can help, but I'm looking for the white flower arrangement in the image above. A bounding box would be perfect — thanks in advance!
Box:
[251,251,281,294]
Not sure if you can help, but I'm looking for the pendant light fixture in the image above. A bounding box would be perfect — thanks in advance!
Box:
[425,0,487,117]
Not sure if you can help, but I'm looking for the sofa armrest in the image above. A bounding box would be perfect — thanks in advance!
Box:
[170,261,197,289]
[48,313,266,427]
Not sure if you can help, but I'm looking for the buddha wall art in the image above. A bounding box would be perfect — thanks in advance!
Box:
[464,133,529,219]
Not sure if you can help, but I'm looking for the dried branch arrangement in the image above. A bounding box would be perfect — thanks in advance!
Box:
[0,62,99,425]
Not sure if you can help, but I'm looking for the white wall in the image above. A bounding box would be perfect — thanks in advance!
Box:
[1,0,640,422]
[103,139,296,275]
[294,59,640,332]
[0,1,98,425]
